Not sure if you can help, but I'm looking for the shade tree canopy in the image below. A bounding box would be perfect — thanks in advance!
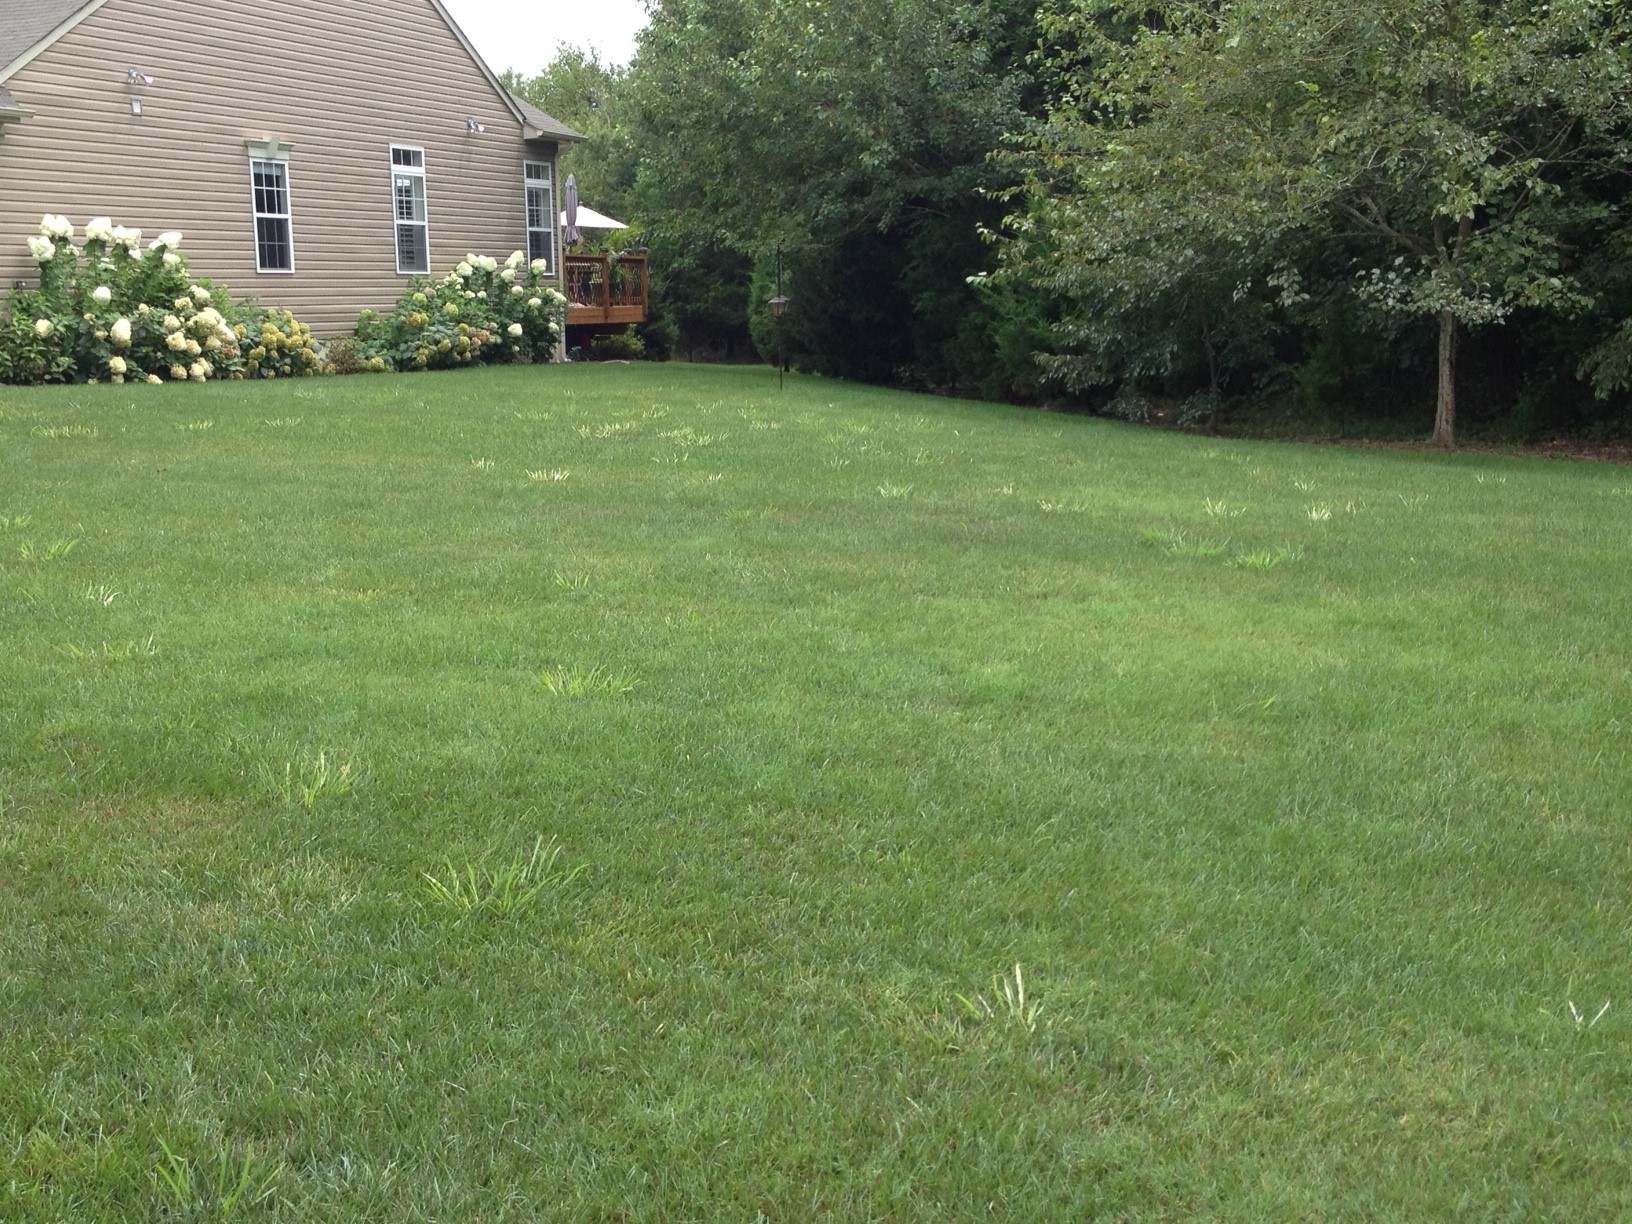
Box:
[1002,0,1632,443]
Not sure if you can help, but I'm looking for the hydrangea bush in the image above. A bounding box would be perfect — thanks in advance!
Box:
[0,215,322,385]
[354,252,566,372]
[246,309,322,379]
[1,218,563,385]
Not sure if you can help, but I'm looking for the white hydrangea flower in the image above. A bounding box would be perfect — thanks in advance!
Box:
[506,322,523,337]
[455,261,474,278]
[162,314,181,331]
[499,268,516,283]
[204,336,221,352]
[162,251,181,268]
[190,285,211,304]
[188,361,207,382]
[185,338,201,356]
[34,318,54,338]
[165,332,188,352]
[511,285,523,296]
[108,355,127,374]
[111,318,132,346]
[476,255,498,273]
[170,364,188,381]
[112,226,141,250]
[477,290,488,300]
[463,290,475,300]
[85,217,115,242]
[505,250,525,270]
[530,258,547,274]
[527,296,542,308]
[26,236,56,262]
[92,285,112,305]
[146,373,163,385]
[173,297,191,310]
[39,214,74,239]
[156,231,183,249]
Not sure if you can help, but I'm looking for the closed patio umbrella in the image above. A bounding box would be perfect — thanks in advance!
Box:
[563,174,580,247]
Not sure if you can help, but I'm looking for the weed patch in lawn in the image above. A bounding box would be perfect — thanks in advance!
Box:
[538,663,641,697]
[421,835,586,918]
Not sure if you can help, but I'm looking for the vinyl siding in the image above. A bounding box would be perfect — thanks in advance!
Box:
[0,0,558,335]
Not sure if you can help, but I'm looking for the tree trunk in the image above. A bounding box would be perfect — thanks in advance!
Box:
[1432,308,1457,447]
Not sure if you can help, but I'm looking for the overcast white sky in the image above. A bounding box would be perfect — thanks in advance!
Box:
[440,0,652,76]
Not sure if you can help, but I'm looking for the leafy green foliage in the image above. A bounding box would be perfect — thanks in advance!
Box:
[587,330,646,360]
[1005,0,1632,442]
[503,49,638,226]
[612,0,1037,387]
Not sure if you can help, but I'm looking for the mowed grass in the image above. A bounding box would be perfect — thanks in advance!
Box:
[1,363,1629,1220]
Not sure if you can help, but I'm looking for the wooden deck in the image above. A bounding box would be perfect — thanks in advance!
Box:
[564,252,648,326]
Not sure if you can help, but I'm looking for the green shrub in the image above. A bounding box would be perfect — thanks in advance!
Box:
[321,336,386,376]
[589,331,645,361]
[353,253,566,372]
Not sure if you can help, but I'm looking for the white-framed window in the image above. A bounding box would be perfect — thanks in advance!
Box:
[249,156,294,273]
[524,160,554,274]
[391,145,429,274]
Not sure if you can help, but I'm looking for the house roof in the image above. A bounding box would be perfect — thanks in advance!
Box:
[0,0,98,80]
[1,0,584,147]
[510,94,584,145]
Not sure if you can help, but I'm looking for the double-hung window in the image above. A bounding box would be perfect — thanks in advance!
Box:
[247,147,293,272]
[524,160,554,274]
[391,145,429,274]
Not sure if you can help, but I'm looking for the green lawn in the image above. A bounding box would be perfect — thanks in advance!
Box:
[2,363,1629,1220]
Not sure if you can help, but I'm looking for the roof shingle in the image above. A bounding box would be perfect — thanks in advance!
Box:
[510,94,584,144]
[0,0,96,77]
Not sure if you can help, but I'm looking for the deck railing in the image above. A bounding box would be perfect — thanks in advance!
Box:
[563,252,648,326]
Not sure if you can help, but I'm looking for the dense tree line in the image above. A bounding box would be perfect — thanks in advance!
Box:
[513,0,1632,443]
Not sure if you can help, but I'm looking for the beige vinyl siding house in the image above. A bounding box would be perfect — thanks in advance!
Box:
[0,0,581,336]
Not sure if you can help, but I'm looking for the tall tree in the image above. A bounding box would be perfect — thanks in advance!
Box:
[625,0,1036,384]
[504,49,638,224]
[1009,0,1632,444]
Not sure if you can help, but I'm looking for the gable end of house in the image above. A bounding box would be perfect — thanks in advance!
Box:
[0,0,587,336]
